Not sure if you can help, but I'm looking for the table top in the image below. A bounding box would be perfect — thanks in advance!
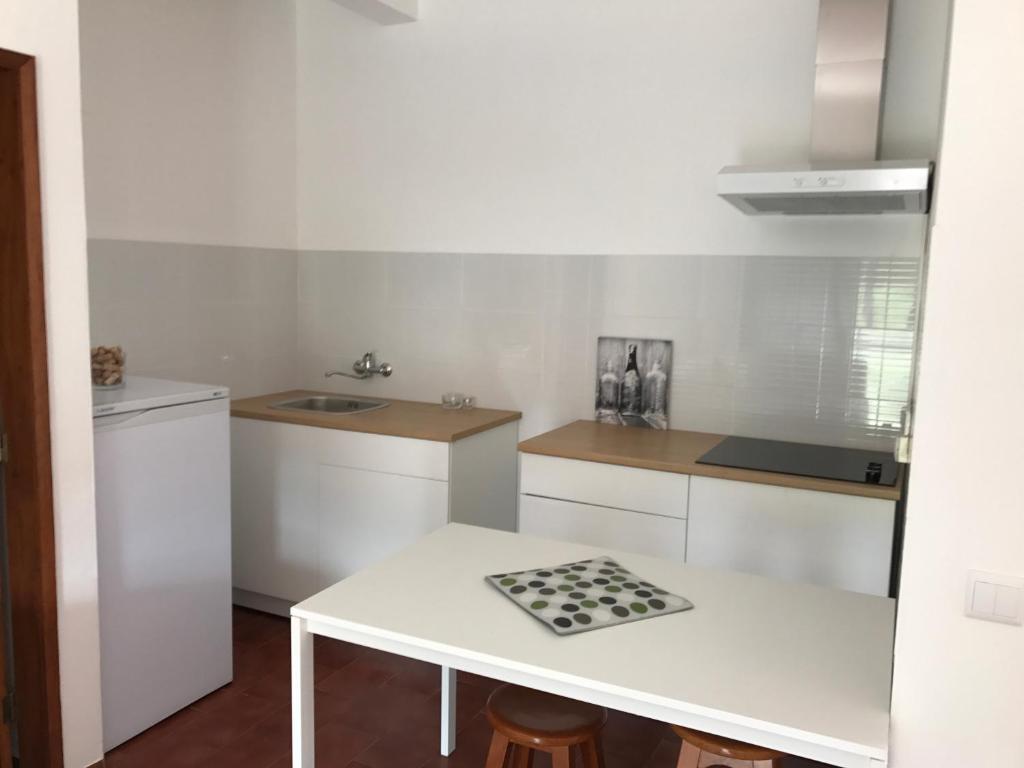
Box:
[518,420,902,501]
[231,390,520,443]
[293,524,894,765]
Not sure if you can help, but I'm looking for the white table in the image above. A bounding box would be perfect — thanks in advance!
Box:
[291,524,894,768]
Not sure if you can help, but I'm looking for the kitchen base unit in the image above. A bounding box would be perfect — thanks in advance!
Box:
[517,421,902,597]
[230,401,520,614]
[686,475,896,596]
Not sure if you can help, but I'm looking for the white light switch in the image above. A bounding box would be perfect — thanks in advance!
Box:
[966,570,1024,626]
[972,580,997,614]
[994,584,1020,620]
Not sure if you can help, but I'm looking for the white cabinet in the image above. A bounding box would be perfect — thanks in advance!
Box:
[232,418,320,601]
[687,476,895,596]
[232,417,517,612]
[519,494,687,563]
[518,448,897,597]
[317,464,448,587]
[518,454,688,560]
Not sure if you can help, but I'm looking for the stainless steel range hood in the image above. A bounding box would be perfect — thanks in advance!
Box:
[717,0,933,216]
[719,160,931,215]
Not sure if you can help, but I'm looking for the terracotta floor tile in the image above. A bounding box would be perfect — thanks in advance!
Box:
[210,704,293,768]
[350,723,441,768]
[415,712,495,768]
[172,691,280,750]
[158,740,225,768]
[385,660,444,696]
[602,709,671,766]
[316,634,368,669]
[456,672,503,692]
[234,607,289,647]
[314,721,380,768]
[234,640,290,688]
[211,745,287,768]
[191,682,241,713]
[108,734,222,768]
[245,663,338,703]
[137,704,202,740]
[317,656,401,698]
[425,680,490,729]
[332,685,439,736]
[253,634,295,668]
[103,706,201,766]
[246,668,292,702]
[316,688,361,730]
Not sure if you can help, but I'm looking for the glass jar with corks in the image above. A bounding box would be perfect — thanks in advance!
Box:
[91,345,126,388]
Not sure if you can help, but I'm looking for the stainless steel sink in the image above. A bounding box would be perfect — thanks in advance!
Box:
[269,395,389,415]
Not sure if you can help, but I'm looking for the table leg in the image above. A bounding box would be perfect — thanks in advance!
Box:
[440,665,457,756]
[291,616,315,767]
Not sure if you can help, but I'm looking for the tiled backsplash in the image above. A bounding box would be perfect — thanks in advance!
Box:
[88,240,298,398]
[299,253,920,448]
[88,245,919,448]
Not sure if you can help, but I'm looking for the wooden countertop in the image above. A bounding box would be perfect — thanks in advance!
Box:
[518,420,902,501]
[231,390,521,443]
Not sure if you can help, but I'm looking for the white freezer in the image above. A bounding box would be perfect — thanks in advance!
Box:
[92,375,229,416]
[93,377,232,750]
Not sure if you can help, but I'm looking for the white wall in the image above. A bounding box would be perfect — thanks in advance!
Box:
[889,2,1024,766]
[296,0,933,257]
[0,3,104,767]
[80,0,297,250]
[79,0,947,256]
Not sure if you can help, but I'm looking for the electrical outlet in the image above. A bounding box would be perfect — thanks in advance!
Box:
[965,570,1024,625]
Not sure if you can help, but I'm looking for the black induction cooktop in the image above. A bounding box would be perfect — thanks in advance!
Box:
[696,436,898,486]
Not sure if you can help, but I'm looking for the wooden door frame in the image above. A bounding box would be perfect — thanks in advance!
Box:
[0,47,65,767]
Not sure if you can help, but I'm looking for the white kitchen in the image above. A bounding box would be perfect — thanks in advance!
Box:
[1,0,1020,767]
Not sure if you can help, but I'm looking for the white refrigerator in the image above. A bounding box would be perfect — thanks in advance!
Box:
[93,376,232,749]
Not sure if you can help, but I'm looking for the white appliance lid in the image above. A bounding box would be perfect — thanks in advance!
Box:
[92,376,229,417]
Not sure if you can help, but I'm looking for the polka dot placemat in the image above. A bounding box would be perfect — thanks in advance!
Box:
[486,556,694,636]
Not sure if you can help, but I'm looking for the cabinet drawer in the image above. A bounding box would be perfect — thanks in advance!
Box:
[520,453,688,518]
[687,476,895,596]
[318,428,449,480]
[519,494,687,563]
[232,418,450,481]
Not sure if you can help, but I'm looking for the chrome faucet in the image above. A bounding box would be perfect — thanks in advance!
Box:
[325,351,393,380]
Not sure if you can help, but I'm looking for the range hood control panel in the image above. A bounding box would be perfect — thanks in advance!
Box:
[794,174,846,189]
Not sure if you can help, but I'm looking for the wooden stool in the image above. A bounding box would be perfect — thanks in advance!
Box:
[671,726,786,768]
[484,684,607,768]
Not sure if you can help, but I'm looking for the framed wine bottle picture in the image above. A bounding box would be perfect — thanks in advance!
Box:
[595,337,672,429]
